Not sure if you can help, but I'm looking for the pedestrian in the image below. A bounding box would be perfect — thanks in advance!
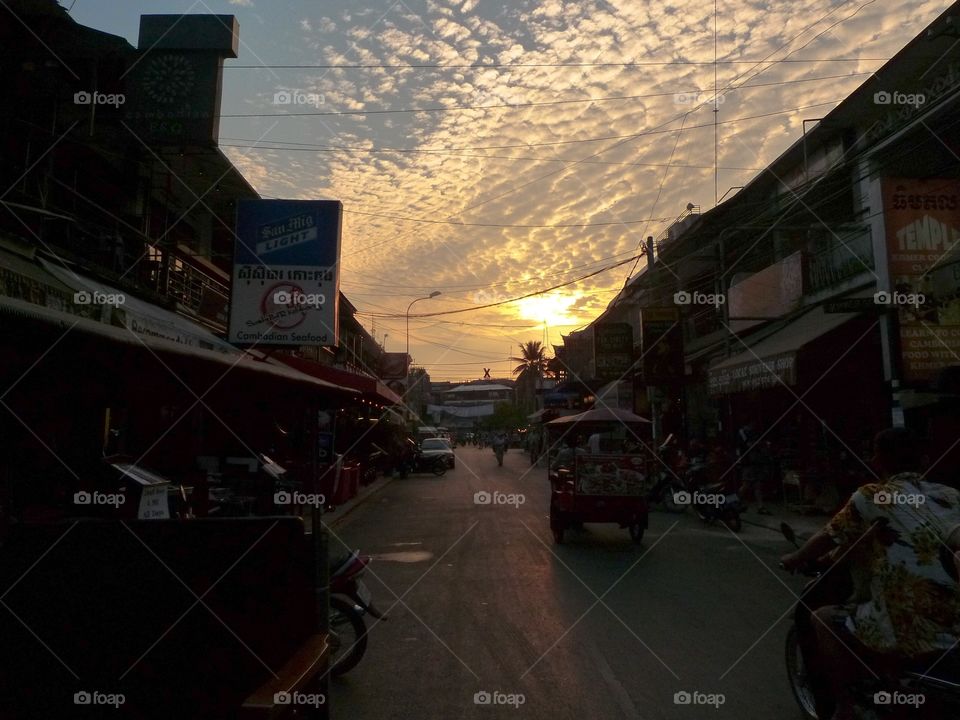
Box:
[737,422,771,514]
[491,431,506,466]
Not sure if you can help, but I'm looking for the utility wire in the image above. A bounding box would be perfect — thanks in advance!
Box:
[361,254,642,319]
[220,72,870,118]
[219,139,764,171]
[224,58,887,69]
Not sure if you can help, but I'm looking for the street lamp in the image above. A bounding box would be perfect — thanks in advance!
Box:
[406,291,441,366]
[405,291,440,419]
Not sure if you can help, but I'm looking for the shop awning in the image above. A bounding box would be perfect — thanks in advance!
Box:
[707,302,864,396]
[273,355,402,406]
[0,295,354,396]
[40,259,236,353]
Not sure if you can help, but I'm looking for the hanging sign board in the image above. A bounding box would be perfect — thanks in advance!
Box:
[228,199,342,346]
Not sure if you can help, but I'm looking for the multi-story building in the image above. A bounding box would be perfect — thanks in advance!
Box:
[558,2,960,494]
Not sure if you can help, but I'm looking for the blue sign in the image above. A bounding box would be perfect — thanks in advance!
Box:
[234,200,341,266]
[228,199,342,346]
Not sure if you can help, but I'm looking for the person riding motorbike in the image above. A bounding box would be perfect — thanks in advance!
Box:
[780,428,960,720]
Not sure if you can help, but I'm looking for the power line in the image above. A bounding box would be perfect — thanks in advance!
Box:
[360,254,642,319]
[225,58,887,69]
[342,209,676,228]
[219,139,765,171]
[220,72,869,118]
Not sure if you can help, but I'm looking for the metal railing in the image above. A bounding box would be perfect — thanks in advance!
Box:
[165,256,229,321]
[806,228,874,292]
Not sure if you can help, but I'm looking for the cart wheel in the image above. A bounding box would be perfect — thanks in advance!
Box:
[723,512,742,533]
[629,523,645,544]
[549,502,566,544]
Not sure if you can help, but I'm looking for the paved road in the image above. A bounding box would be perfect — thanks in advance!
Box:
[327,446,809,719]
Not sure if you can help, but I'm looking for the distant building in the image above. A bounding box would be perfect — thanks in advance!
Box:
[427,382,514,430]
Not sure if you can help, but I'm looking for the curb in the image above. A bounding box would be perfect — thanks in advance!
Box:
[323,473,396,530]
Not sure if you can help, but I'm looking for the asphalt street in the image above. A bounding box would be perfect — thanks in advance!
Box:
[327,446,810,720]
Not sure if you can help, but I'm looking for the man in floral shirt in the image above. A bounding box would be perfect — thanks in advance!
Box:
[781,428,960,719]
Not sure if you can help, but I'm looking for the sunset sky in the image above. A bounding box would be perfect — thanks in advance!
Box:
[70,0,952,381]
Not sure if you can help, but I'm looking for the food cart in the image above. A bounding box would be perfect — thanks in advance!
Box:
[545,407,653,544]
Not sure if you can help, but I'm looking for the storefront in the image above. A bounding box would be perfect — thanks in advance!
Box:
[706,300,885,504]
[0,277,356,525]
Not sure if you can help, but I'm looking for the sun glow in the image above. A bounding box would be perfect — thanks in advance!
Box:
[514,293,580,326]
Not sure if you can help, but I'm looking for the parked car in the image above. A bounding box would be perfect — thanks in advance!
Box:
[419,437,455,469]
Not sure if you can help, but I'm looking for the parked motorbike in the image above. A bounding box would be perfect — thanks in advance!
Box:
[328,550,386,676]
[398,449,447,477]
[646,439,742,530]
[646,435,686,512]
[779,522,960,719]
[682,456,743,532]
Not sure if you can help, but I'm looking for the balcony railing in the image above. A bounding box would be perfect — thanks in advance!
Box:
[166,258,229,326]
[806,227,874,292]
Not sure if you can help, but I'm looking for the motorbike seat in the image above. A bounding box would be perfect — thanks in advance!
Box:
[330,550,360,577]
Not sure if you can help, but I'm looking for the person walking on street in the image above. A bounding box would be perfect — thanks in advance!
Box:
[737,422,771,514]
[491,431,506,466]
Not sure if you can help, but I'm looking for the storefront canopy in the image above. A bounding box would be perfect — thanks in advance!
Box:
[546,407,650,425]
[274,354,402,406]
[707,301,865,396]
[0,294,354,396]
[40,259,235,352]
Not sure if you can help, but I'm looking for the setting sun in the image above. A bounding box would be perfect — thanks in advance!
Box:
[514,292,580,326]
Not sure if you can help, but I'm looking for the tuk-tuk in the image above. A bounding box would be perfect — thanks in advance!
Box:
[545,407,654,544]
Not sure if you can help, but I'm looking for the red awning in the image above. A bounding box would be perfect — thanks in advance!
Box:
[274,355,403,406]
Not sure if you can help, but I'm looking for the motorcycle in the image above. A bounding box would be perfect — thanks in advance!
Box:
[398,450,447,477]
[328,550,386,676]
[646,435,687,512]
[683,456,742,532]
[647,439,742,531]
[780,522,960,719]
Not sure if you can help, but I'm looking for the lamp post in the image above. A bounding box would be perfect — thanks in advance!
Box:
[405,291,440,420]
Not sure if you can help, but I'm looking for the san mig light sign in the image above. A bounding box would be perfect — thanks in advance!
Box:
[228,199,342,347]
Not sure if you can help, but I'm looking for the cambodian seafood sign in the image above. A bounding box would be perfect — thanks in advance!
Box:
[228,199,341,346]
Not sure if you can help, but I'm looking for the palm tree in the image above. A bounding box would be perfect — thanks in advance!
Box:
[511,341,548,412]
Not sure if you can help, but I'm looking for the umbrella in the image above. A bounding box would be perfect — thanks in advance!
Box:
[545,407,651,425]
